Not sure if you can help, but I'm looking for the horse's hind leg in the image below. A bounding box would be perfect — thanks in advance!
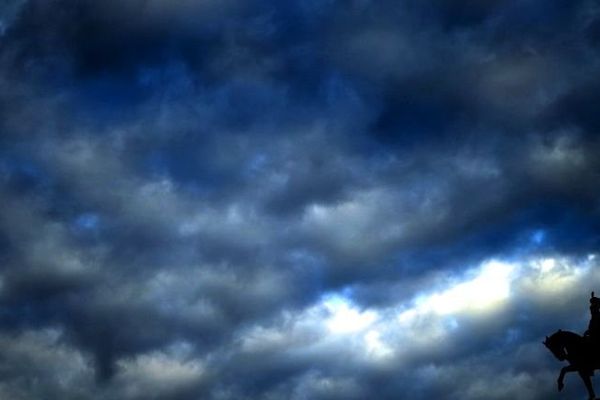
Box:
[577,370,596,400]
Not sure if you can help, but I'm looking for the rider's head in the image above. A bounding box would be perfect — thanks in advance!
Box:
[590,292,600,312]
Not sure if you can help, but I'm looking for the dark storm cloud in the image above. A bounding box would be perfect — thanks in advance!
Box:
[1,0,600,399]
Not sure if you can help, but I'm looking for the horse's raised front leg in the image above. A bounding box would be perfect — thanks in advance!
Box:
[558,365,576,391]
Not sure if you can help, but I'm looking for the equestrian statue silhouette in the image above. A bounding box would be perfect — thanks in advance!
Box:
[544,292,600,400]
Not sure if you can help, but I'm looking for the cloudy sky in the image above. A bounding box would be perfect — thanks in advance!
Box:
[1,0,600,399]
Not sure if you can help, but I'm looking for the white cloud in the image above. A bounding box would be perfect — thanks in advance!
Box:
[323,294,378,334]
[401,260,515,318]
[234,254,600,371]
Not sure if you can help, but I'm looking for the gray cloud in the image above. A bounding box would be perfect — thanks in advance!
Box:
[1,0,600,399]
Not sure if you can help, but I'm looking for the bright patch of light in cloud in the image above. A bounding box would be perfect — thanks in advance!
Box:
[518,256,592,300]
[363,329,392,359]
[420,260,514,315]
[323,294,378,334]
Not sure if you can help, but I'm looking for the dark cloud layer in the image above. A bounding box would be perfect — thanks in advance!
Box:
[1,0,600,399]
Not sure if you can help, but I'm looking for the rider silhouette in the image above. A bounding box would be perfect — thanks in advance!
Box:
[584,291,600,350]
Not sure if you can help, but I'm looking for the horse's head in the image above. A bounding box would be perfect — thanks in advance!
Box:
[543,330,567,361]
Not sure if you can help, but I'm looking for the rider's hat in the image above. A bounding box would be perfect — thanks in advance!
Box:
[590,291,600,306]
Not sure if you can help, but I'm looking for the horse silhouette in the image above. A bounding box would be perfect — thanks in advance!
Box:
[544,329,600,400]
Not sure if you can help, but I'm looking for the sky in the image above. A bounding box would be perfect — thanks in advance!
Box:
[1,0,600,399]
